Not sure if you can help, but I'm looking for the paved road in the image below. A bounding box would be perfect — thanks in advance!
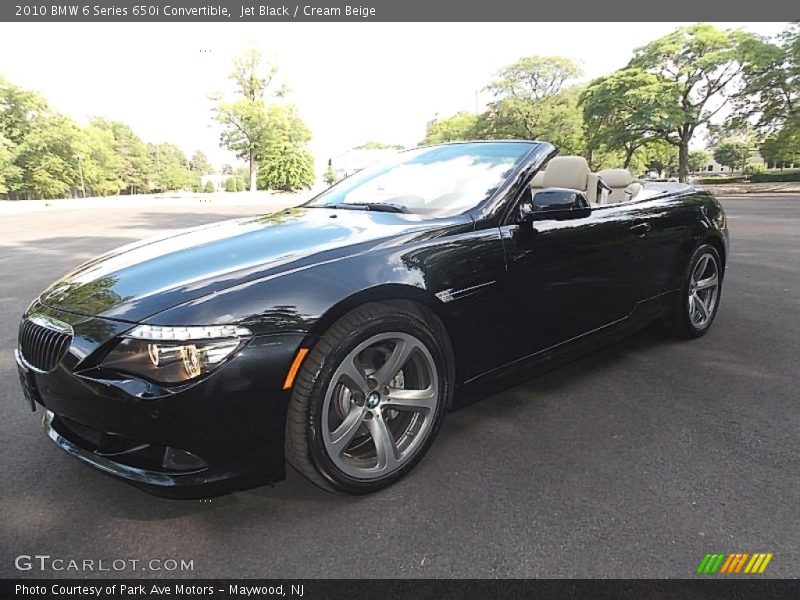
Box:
[1,196,797,578]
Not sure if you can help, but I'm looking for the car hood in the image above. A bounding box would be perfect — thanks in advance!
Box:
[38,207,465,322]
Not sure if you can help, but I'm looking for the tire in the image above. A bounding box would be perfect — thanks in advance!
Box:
[286,301,450,494]
[665,243,723,339]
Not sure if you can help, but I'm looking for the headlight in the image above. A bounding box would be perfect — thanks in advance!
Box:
[102,325,252,384]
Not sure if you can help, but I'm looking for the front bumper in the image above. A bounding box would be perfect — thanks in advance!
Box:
[18,303,305,498]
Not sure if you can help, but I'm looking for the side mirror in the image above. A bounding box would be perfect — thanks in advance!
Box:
[523,187,590,221]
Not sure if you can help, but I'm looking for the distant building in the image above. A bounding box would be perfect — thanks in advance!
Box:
[697,149,798,175]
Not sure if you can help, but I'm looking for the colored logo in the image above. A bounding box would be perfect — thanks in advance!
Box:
[697,552,773,574]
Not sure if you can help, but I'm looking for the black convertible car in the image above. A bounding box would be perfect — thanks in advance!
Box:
[15,141,728,496]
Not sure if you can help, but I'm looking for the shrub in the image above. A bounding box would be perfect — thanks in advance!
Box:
[697,176,747,185]
[744,163,765,176]
[749,170,800,183]
[323,164,338,186]
[203,180,216,193]
[224,177,237,192]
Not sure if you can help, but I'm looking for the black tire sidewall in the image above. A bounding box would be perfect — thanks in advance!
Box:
[306,309,448,494]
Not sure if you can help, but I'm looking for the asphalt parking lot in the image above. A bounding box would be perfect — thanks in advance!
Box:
[0,195,797,578]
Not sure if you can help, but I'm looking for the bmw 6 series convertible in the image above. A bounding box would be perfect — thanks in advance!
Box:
[16,141,728,496]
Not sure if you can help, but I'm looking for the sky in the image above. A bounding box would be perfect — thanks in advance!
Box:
[0,22,788,172]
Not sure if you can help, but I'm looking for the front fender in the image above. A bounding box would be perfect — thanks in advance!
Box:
[145,222,507,386]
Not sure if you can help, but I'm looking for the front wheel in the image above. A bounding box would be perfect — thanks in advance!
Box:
[286,302,449,494]
[666,243,723,338]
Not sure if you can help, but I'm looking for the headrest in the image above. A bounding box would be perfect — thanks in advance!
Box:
[542,156,590,191]
[531,170,546,187]
[597,168,635,188]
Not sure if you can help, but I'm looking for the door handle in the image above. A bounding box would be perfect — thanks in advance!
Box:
[630,221,652,236]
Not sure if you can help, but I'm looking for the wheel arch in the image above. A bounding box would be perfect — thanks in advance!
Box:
[303,284,459,406]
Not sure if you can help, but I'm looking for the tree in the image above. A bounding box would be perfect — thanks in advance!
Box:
[475,85,586,155]
[628,24,753,181]
[487,55,582,102]
[580,68,672,168]
[713,139,751,173]
[150,143,192,192]
[708,123,759,173]
[88,118,152,194]
[323,162,338,186]
[203,180,216,193]
[0,76,50,197]
[14,112,84,198]
[643,141,679,178]
[80,123,125,196]
[234,165,250,190]
[760,128,800,168]
[736,23,799,133]
[422,112,477,144]
[256,104,315,191]
[688,149,711,173]
[584,144,627,172]
[0,133,19,195]
[212,48,282,192]
[190,150,214,174]
[480,56,582,143]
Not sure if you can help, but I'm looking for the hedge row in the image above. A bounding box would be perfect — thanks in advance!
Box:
[697,177,747,184]
[749,171,800,183]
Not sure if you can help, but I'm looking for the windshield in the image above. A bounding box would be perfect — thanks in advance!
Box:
[307,142,534,216]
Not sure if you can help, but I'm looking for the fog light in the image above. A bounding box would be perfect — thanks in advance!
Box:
[161,447,207,472]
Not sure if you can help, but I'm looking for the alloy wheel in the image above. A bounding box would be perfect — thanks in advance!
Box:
[321,332,439,480]
[688,252,719,329]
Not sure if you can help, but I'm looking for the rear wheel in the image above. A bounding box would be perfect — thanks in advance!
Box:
[286,302,449,494]
[666,243,722,338]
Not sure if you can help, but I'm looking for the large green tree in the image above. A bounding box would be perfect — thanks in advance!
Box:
[189,150,214,174]
[80,123,125,196]
[14,112,84,198]
[212,48,281,192]
[88,118,152,194]
[708,123,760,173]
[0,76,50,197]
[688,149,712,173]
[580,68,674,168]
[628,24,753,181]
[759,128,800,168]
[713,139,751,173]
[256,104,314,191]
[736,23,799,133]
[643,141,680,178]
[479,56,583,147]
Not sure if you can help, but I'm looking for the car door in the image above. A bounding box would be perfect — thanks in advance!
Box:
[500,188,641,361]
[623,192,697,301]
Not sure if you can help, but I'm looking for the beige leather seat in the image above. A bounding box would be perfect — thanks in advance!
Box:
[531,170,545,189]
[532,156,601,203]
[597,168,643,204]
